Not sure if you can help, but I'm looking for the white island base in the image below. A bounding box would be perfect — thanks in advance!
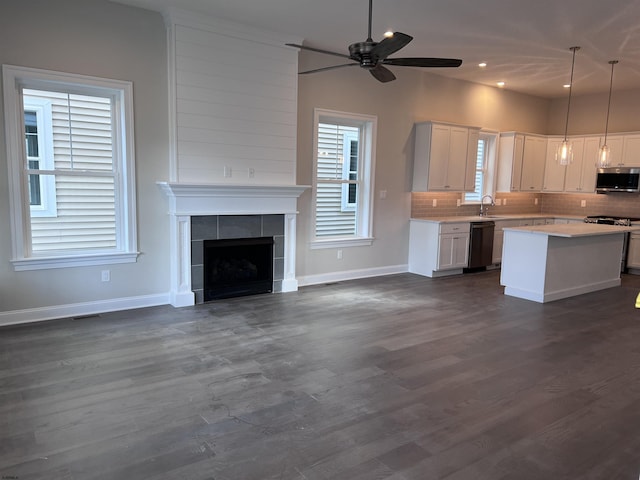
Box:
[500,224,632,303]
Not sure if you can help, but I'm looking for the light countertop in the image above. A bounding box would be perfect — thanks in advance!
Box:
[503,223,640,238]
[410,214,585,224]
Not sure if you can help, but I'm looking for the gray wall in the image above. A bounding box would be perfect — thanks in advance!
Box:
[295,51,550,281]
[0,0,170,312]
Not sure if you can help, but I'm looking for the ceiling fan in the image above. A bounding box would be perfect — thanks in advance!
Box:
[286,0,462,83]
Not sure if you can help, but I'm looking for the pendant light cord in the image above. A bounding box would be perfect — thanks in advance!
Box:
[563,46,580,142]
[603,60,618,146]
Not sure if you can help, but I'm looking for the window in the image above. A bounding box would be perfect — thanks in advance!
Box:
[312,109,376,248]
[464,132,498,203]
[2,65,138,270]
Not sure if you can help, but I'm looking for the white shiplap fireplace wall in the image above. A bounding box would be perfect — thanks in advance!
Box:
[159,9,308,307]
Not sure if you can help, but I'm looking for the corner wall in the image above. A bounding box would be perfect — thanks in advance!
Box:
[0,0,170,322]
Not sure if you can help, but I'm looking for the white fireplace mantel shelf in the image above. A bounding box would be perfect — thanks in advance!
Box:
[157,182,309,216]
[157,182,310,307]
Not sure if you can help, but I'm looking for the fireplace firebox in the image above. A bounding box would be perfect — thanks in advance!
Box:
[203,236,274,301]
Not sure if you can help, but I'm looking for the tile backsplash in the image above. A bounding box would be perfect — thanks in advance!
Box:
[411,191,640,218]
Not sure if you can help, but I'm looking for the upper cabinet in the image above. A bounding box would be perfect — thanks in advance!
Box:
[497,132,546,192]
[564,136,599,193]
[621,134,640,166]
[412,121,480,192]
[543,136,569,192]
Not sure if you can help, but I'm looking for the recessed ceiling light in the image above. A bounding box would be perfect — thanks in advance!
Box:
[384,30,394,38]
[496,81,505,88]
[478,62,487,68]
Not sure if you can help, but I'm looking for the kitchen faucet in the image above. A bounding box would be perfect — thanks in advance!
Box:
[479,194,495,216]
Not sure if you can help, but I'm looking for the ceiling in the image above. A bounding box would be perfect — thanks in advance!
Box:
[115,0,640,99]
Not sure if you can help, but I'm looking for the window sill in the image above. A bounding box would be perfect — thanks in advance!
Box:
[12,252,140,271]
[310,237,374,249]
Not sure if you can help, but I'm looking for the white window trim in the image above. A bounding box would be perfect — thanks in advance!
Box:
[2,64,139,270]
[311,108,376,249]
[24,96,57,217]
[462,130,499,205]
[341,131,358,212]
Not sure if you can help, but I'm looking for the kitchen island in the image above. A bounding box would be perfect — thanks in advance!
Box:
[500,223,638,303]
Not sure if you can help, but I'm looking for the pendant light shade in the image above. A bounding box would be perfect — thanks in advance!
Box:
[557,46,580,166]
[597,60,619,168]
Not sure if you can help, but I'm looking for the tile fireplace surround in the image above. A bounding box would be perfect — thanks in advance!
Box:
[158,183,308,307]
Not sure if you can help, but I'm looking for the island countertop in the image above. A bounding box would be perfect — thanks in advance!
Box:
[503,223,640,238]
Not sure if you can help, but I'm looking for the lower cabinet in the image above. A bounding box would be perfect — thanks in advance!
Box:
[409,220,470,277]
[492,220,520,264]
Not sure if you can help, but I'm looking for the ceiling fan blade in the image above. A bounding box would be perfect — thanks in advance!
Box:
[298,63,359,75]
[286,43,351,60]
[369,64,396,83]
[370,32,413,61]
[383,57,463,68]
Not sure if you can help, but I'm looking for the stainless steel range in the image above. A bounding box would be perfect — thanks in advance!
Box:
[584,215,636,226]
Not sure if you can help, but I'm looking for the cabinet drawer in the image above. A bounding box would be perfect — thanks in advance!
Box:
[439,223,469,234]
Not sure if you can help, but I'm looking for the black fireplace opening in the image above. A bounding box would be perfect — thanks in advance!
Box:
[203,236,274,301]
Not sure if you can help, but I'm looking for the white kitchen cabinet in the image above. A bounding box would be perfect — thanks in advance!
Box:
[621,134,640,167]
[497,132,546,192]
[409,220,469,277]
[604,135,624,166]
[565,136,599,192]
[543,137,568,192]
[412,122,480,192]
[520,136,547,191]
[626,232,640,270]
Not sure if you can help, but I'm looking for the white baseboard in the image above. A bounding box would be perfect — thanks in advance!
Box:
[297,264,408,287]
[0,293,171,327]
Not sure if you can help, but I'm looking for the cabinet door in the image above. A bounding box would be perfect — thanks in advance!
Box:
[437,233,469,270]
[607,135,624,166]
[627,234,640,268]
[452,234,470,268]
[446,126,469,190]
[426,124,451,190]
[520,136,546,191]
[492,231,504,263]
[511,135,525,191]
[582,136,599,192]
[543,138,566,192]
[622,134,640,167]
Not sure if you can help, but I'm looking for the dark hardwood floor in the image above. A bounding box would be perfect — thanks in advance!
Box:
[2,270,640,479]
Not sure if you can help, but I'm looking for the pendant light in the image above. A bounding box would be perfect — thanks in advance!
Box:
[557,46,580,166]
[597,60,619,168]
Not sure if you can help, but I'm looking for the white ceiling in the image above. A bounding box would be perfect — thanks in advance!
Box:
[116,0,640,99]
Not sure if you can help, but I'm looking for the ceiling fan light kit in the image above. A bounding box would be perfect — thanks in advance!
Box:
[286,0,462,83]
[557,46,580,166]
[597,60,619,168]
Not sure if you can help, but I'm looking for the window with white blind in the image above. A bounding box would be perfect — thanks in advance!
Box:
[464,132,498,203]
[2,65,138,270]
[312,109,376,248]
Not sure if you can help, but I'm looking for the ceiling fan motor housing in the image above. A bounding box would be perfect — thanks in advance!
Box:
[349,41,378,68]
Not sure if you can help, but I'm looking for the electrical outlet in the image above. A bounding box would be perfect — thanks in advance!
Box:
[379,190,387,199]
[337,249,343,260]
[581,199,586,207]
[535,198,538,205]
[224,166,232,178]
[248,168,255,178]
[456,198,461,207]
[503,198,507,206]
[101,270,110,282]
[432,199,437,207]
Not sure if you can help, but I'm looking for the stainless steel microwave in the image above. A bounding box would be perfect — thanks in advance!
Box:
[595,167,640,193]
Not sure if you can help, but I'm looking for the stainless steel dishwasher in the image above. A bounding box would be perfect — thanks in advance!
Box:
[466,221,495,271]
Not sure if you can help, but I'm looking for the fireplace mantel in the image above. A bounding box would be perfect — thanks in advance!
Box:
[157,182,309,216]
[158,182,309,307]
